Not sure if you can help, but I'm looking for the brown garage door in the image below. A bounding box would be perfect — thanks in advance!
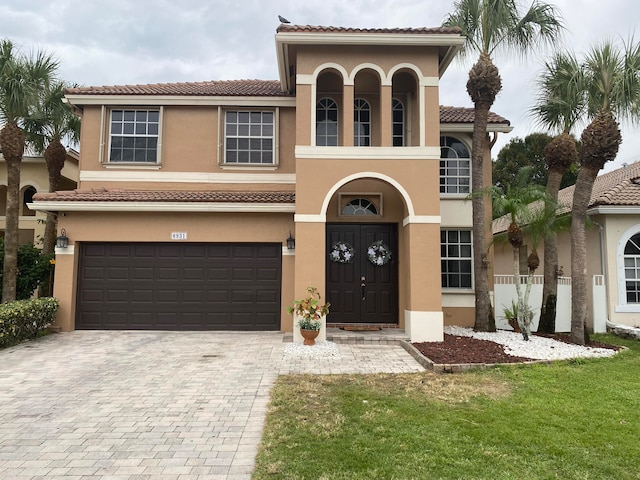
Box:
[76,242,282,330]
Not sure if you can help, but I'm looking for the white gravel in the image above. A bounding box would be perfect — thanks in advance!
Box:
[283,341,342,359]
[445,326,618,360]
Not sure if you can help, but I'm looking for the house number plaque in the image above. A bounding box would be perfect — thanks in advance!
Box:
[171,232,188,240]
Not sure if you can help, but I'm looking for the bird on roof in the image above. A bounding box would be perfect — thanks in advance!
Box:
[278,15,290,24]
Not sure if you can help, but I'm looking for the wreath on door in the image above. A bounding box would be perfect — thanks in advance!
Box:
[329,241,355,263]
[367,240,392,266]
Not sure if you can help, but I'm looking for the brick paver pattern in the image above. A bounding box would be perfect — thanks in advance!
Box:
[0,331,423,479]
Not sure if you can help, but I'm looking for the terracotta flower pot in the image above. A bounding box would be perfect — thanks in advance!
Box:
[300,328,320,346]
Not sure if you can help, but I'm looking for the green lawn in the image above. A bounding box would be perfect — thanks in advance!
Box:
[253,335,640,480]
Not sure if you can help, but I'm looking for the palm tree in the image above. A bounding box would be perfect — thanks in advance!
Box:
[0,39,58,302]
[491,167,549,340]
[443,0,564,331]
[24,81,80,256]
[570,39,640,345]
[530,51,583,333]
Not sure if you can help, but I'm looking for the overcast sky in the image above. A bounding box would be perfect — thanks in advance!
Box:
[1,0,638,173]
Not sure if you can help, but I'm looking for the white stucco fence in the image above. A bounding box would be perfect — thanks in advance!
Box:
[493,275,607,333]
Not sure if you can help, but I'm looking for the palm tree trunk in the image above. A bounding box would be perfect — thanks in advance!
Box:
[570,165,598,344]
[42,139,66,256]
[471,103,495,332]
[2,159,20,302]
[539,169,563,333]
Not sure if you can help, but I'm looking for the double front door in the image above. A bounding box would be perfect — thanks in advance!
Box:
[326,224,398,324]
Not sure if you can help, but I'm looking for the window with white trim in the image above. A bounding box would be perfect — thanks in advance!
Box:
[316,98,338,146]
[440,136,470,194]
[224,111,274,164]
[342,198,378,216]
[392,98,404,146]
[441,229,472,288]
[354,98,371,146]
[109,109,159,163]
[624,233,640,303]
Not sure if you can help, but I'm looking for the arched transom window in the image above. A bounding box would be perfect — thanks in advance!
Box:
[440,136,470,194]
[342,198,378,216]
[316,98,338,146]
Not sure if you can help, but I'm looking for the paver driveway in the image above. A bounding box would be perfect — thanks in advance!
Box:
[0,331,423,479]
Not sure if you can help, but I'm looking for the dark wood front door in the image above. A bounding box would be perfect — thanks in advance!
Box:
[326,224,398,324]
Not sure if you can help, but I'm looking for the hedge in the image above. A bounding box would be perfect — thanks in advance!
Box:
[0,297,59,348]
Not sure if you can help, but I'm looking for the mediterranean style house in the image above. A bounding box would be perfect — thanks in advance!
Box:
[1,149,78,245]
[493,161,640,331]
[32,24,511,342]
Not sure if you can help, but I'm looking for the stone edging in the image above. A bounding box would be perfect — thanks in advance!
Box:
[399,340,552,373]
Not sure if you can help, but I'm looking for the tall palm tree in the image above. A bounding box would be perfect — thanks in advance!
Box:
[443,0,564,331]
[24,81,80,256]
[570,39,640,345]
[531,51,583,333]
[0,39,58,302]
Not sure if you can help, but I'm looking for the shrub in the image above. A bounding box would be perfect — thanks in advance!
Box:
[0,297,59,348]
[0,239,54,299]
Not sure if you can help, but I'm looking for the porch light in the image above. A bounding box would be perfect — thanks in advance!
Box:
[286,231,295,250]
[56,229,69,249]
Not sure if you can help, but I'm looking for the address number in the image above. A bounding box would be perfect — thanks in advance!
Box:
[171,232,188,240]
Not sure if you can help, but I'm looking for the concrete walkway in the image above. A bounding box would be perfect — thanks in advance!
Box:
[0,331,423,479]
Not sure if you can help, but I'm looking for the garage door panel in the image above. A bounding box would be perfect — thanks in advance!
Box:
[76,242,281,330]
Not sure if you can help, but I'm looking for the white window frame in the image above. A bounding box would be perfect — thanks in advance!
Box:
[440,136,471,195]
[316,97,339,146]
[354,98,371,147]
[223,109,277,166]
[441,229,473,289]
[107,108,162,165]
[616,225,640,312]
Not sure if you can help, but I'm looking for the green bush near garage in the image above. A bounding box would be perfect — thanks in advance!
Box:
[0,297,59,348]
[0,239,55,300]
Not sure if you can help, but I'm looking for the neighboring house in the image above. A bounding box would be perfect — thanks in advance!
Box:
[493,161,640,330]
[0,149,78,245]
[32,24,511,341]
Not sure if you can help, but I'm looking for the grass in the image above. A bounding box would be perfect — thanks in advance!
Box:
[253,334,640,480]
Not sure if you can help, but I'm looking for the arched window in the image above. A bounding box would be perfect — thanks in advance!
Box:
[623,232,640,303]
[342,198,378,216]
[392,98,404,146]
[354,98,371,146]
[22,186,37,216]
[440,136,470,194]
[316,98,338,146]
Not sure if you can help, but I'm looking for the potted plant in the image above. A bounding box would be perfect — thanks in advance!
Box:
[287,286,330,345]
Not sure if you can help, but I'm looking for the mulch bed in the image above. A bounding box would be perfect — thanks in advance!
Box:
[413,333,622,365]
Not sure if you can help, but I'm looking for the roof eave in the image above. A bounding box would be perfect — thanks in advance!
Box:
[64,94,296,108]
[441,123,513,133]
[29,201,296,213]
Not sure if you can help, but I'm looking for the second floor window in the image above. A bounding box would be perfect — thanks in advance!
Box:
[354,98,371,146]
[109,109,159,163]
[392,99,404,146]
[440,136,470,194]
[316,98,338,146]
[225,111,274,164]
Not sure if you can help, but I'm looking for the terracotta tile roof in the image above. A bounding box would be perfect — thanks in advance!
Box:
[33,188,295,204]
[65,80,290,97]
[276,24,462,35]
[440,106,510,125]
[493,161,640,234]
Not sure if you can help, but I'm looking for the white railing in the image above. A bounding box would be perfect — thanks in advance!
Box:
[493,275,572,332]
[592,275,607,333]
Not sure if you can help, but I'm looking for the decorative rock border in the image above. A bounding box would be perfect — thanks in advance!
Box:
[607,321,640,340]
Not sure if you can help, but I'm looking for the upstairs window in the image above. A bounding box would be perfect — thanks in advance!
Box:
[316,98,338,146]
[225,111,274,164]
[109,109,159,163]
[440,136,470,194]
[392,99,404,146]
[354,98,371,146]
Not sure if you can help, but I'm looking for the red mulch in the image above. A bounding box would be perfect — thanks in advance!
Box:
[413,333,621,365]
